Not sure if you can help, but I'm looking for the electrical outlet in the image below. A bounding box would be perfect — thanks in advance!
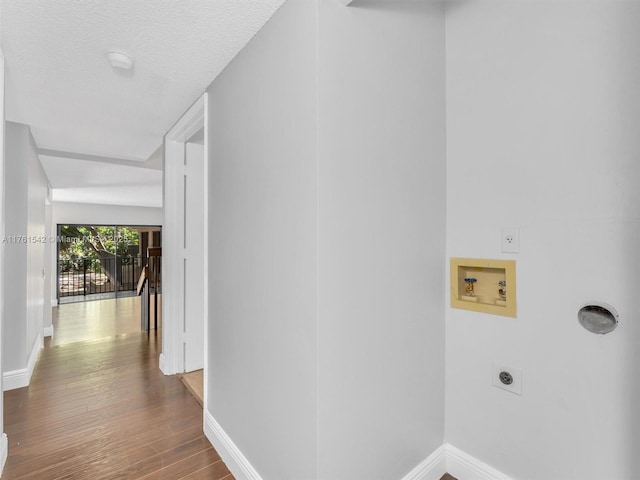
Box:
[492,363,523,396]
[501,228,520,253]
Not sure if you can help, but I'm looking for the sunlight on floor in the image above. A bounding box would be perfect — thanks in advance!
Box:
[52,296,161,346]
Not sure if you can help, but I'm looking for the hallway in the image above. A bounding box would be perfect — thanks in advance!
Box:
[2,299,231,479]
[49,296,162,346]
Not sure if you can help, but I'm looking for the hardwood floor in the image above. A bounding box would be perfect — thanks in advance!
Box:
[51,296,161,346]
[178,370,204,407]
[3,298,231,480]
[4,298,455,479]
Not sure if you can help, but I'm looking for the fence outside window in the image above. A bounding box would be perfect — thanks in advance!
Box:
[58,255,142,300]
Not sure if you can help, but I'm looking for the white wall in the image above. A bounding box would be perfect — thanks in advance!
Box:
[445,1,640,479]
[0,46,8,473]
[3,122,49,384]
[207,1,318,478]
[52,201,163,226]
[317,2,445,479]
[43,193,53,333]
[206,1,445,479]
[4,123,28,373]
[26,126,48,358]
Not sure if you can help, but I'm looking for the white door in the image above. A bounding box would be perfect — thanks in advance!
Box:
[183,141,205,372]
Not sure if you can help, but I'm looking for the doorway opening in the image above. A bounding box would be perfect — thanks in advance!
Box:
[162,92,207,409]
[56,224,162,304]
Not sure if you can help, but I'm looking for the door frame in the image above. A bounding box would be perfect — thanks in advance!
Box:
[160,93,208,409]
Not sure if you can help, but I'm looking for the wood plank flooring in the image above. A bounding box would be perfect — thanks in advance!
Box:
[4,298,456,480]
[50,296,161,346]
[178,370,204,408]
[3,298,231,480]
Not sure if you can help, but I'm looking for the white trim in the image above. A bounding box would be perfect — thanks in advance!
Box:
[399,444,515,480]
[0,433,7,475]
[445,444,514,480]
[51,299,58,307]
[204,411,263,480]
[159,352,169,376]
[44,325,54,337]
[167,98,206,143]
[163,93,207,376]
[3,333,42,391]
[401,445,447,480]
[160,138,181,375]
[198,424,515,480]
[202,92,209,410]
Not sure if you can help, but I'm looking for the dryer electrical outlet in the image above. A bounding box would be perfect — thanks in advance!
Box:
[492,363,523,396]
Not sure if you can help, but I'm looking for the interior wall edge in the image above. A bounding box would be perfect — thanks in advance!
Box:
[204,410,263,480]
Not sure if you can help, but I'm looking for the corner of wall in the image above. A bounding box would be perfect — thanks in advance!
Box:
[400,445,447,480]
[2,332,42,391]
[445,444,513,480]
[400,444,514,480]
[204,410,263,480]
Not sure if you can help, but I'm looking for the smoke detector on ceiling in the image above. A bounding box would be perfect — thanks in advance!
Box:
[107,51,134,71]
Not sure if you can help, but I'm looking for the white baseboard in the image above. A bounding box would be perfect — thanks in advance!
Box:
[445,444,513,480]
[401,443,513,480]
[44,325,54,337]
[0,433,7,476]
[3,333,42,391]
[3,368,28,391]
[198,416,510,480]
[159,353,171,375]
[401,445,447,480]
[204,410,262,480]
[202,410,447,480]
[30,332,43,370]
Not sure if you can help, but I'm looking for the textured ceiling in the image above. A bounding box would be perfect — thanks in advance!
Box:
[1,0,286,162]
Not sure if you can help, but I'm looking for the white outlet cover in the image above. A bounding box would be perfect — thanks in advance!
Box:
[501,227,520,253]
[492,363,523,396]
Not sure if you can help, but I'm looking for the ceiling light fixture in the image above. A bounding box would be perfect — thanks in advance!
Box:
[107,51,134,71]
